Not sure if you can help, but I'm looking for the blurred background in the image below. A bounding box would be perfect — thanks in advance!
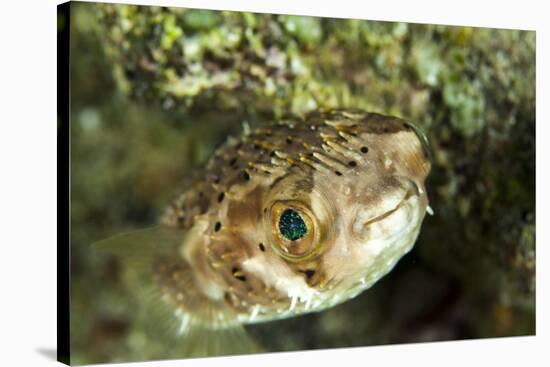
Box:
[65,2,535,364]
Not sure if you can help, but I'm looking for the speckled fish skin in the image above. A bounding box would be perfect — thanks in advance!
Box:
[159,108,431,330]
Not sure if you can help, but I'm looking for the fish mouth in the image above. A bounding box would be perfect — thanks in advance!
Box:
[357,178,421,230]
[351,177,422,241]
[363,186,418,227]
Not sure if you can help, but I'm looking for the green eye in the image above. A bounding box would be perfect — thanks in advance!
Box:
[267,201,320,261]
[279,209,308,241]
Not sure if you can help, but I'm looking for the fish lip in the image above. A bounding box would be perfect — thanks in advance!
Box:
[361,185,419,227]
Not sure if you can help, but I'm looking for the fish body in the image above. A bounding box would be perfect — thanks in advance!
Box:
[97,108,431,353]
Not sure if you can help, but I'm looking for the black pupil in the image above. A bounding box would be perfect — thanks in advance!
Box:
[279,209,307,241]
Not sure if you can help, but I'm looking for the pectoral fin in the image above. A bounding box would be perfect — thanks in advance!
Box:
[92,226,262,358]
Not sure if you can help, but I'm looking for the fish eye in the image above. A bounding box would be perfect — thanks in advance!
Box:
[265,201,321,262]
[278,209,308,241]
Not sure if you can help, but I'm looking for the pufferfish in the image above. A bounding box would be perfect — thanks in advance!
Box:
[96,108,431,356]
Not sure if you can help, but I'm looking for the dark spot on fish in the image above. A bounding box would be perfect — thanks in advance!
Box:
[259,243,265,252]
[253,144,261,150]
[232,267,246,282]
[242,171,250,181]
[217,192,225,203]
[349,161,357,167]
[360,146,369,154]
[304,269,315,280]
[229,157,238,167]
[214,222,221,232]
[383,128,390,133]
[198,191,204,198]
[286,137,293,144]
[263,207,268,213]
[335,171,342,176]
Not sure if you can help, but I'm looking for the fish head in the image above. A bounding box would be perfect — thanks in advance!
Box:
[258,115,432,311]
